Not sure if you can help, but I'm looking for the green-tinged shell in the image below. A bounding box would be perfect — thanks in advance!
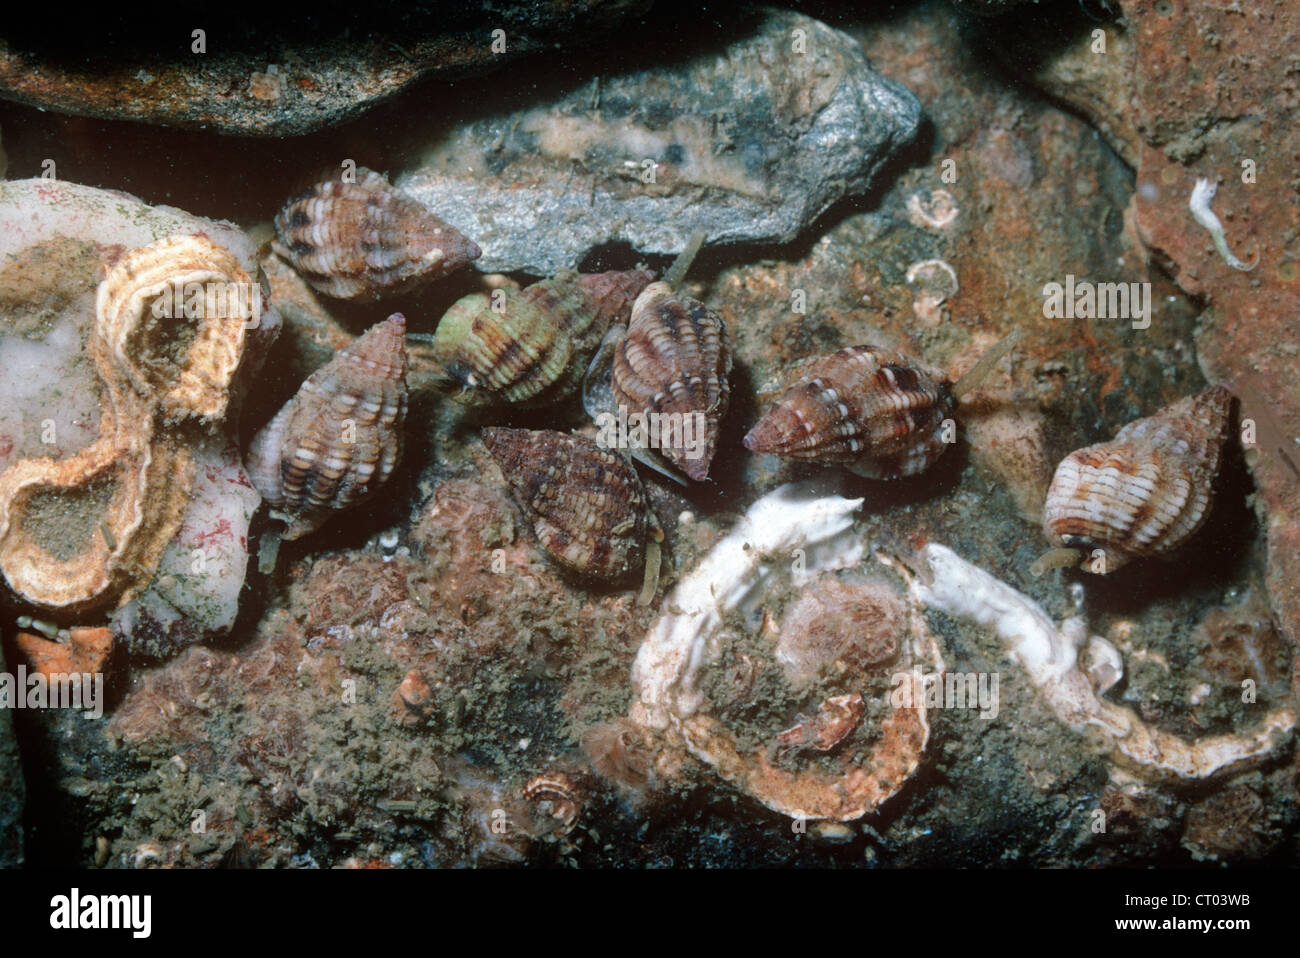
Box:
[416,269,654,407]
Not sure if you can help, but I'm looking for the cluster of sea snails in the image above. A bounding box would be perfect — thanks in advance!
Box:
[0,162,1244,639]
[244,164,1245,608]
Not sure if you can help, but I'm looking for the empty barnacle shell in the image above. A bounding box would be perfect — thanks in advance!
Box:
[411,269,655,406]
[95,234,262,423]
[272,167,480,300]
[0,422,193,612]
[246,313,408,544]
[481,427,664,604]
[1034,385,1233,576]
[743,331,1022,480]
[522,772,586,836]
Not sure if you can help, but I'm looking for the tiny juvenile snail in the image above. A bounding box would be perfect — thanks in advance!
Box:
[583,231,733,484]
[743,329,1023,479]
[481,427,664,605]
[1032,385,1233,576]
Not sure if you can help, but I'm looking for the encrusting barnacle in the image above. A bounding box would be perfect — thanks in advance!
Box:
[246,313,408,561]
[743,328,1023,479]
[96,234,262,423]
[273,166,481,300]
[409,268,655,407]
[1188,178,1258,272]
[1033,385,1233,576]
[583,230,732,484]
[895,541,1295,781]
[481,427,664,605]
[629,480,943,821]
[0,234,265,612]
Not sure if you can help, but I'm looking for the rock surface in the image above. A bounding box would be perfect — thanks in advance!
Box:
[1118,0,1300,702]
[398,9,922,274]
[1011,0,1300,700]
[0,3,651,137]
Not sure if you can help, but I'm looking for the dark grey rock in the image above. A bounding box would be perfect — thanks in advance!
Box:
[0,641,23,867]
[397,9,922,274]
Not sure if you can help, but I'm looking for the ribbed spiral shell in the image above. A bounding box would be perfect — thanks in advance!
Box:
[743,346,955,479]
[273,168,480,300]
[246,314,408,540]
[1042,385,1232,572]
[481,427,662,582]
[427,269,654,406]
[611,281,732,482]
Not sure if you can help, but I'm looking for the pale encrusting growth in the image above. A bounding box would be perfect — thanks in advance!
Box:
[902,543,1295,780]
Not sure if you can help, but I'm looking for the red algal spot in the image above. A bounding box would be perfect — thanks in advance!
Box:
[228,471,255,489]
[34,182,62,201]
[0,435,13,458]
[195,518,233,549]
[92,242,129,272]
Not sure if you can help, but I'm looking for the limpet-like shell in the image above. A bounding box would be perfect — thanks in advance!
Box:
[246,313,408,540]
[1040,385,1233,573]
[481,427,663,586]
[775,694,866,754]
[609,281,732,482]
[273,167,480,300]
[418,269,655,406]
[744,346,955,479]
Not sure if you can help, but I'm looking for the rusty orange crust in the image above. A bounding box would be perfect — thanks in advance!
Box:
[16,626,113,677]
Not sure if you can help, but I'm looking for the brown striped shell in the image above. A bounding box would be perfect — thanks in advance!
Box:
[743,346,955,479]
[481,427,663,583]
[610,281,732,482]
[1041,385,1232,574]
[417,269,655,406]
[246,314,408,540]
[273,168,480,300]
